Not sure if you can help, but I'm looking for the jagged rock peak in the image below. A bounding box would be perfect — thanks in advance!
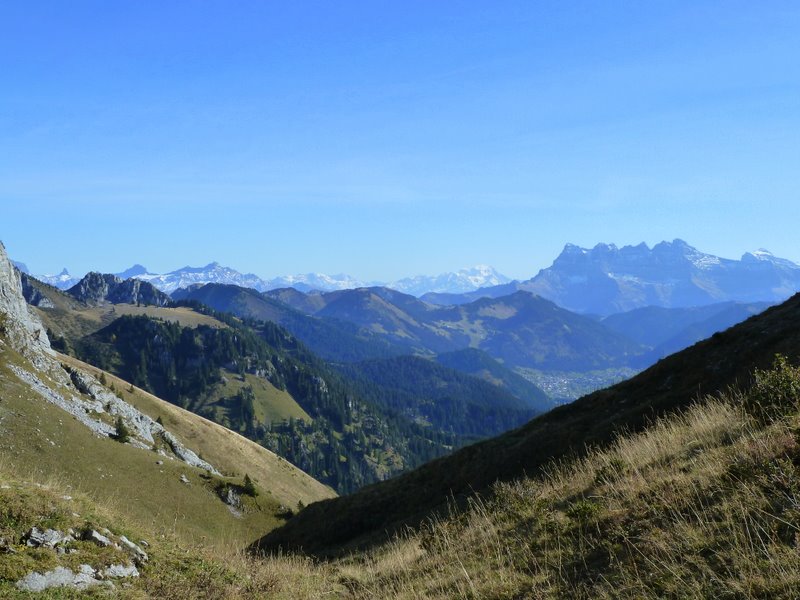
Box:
[68,272,170,307]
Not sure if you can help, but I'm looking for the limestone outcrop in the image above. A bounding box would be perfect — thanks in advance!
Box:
[0,241,55,370]
[0,241,219,474]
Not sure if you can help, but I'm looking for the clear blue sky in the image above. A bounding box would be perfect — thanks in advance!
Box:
[2,1,799,280]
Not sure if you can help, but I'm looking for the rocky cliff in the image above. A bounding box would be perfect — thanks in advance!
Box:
[67,272,171,306]
[0,242,55,370]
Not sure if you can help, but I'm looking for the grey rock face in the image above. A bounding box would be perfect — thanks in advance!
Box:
[521,240,800,315]
[13,362,220,473]
[0,241,55,370]
[67,272,170,306]
[19,272,55,308]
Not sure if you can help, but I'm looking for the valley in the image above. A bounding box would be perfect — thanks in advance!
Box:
[4,4,798,596]
[3,239,800,597]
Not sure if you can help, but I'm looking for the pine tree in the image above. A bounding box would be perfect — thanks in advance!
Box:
[115,416,131,443]
[242,474,258,497]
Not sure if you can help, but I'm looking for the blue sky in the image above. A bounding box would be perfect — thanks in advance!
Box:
[2,1,799,280]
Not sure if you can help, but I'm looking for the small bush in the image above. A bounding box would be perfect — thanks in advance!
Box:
[745,354,800,422]
[566,498,601,525]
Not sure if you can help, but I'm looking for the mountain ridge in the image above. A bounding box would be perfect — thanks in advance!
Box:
[421,240,800,314]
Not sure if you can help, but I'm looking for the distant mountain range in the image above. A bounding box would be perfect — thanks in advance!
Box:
[30,262,512,296]
[185,283,645,372]
[388,265,511,296]
[25,240,800,315]
[423,240,800,315]
[256,273,800,558]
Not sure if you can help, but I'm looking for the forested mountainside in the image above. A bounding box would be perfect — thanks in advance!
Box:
[55,307,454,494]
[26,273,546,494]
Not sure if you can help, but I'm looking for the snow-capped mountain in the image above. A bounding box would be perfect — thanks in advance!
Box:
[120,262,268,294]
[263,273,372,293]
[38,268,81,290]
[518,239,800,315]
[118,261,510,296]
[388,265,511,296]
[117,263,372,294]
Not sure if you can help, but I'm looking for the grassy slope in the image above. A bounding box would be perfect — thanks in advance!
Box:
[255,292,800,556]
[212,369,312,424]
[58,354,331,507]
[0,463,342,599]
[6,359,800,598]
[0,347,285,552]
[327,389,800,598]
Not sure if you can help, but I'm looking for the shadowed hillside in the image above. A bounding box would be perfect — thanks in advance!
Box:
[254,292,800,556]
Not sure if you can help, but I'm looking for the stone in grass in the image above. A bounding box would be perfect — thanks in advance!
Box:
[16,567,77,592]
[0,537,16,554]
[180,474,190,484]
[101,563,140,579]
[119,535,149,565]
[24,527,71,549]
[82,529,113,547]
[15,565,113,592]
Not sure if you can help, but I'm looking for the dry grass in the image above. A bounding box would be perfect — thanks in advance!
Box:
[308,388,800,599]
[5,390,800,598]
[5,352,800,598]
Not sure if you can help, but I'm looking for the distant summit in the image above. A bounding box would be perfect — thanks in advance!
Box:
[38,268,80,290]
[518,239,800,314]
[131,262,268,294]
[388,265,511,296]
[116,264,149,278]
[11,260,29,274]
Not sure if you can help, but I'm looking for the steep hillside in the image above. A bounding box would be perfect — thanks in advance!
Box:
[58,353,329,507]
[54,304,456,493]
[255,292,800,556]
[0,242,332,558]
